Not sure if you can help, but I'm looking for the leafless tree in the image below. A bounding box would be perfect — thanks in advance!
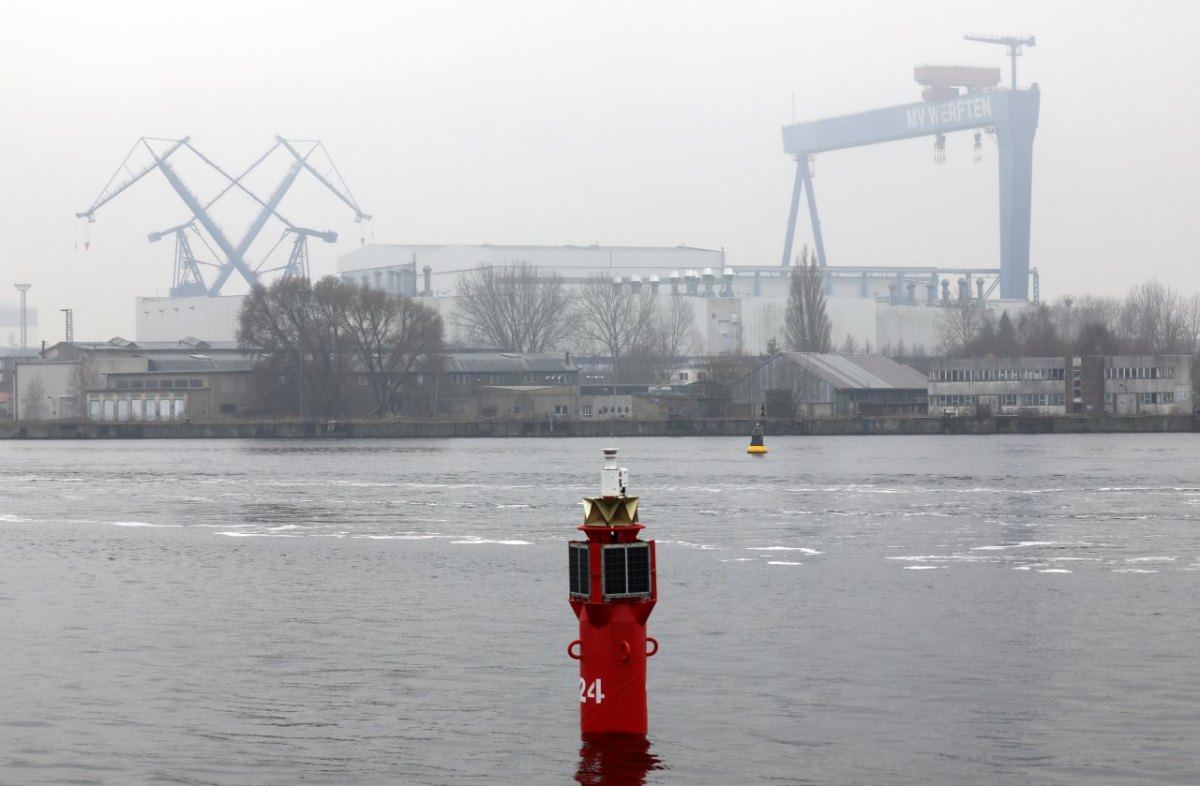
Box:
[783,247,831,352]
[21,375,47,420]
[633,293,701,381]
[1120,280,1193,354]
[939,300,983,355]
[653,293,700,361]
[574,276,659,382]
[238,275,354,417]
[452,263,574,351]
[340,284,444,415]
[699,351,759,417]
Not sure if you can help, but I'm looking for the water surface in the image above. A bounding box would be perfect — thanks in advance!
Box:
[2,435,1198,784]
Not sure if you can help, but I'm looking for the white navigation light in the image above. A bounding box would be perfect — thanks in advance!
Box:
[601,448,629,498]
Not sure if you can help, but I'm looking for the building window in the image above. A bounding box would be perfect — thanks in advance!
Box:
[219,403,237,414]
[189,379,202,388]
[581,404,592,416]
[554,404,568,415]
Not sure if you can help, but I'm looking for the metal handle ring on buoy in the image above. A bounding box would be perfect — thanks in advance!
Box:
[567,640,582,660]
[646,637,659,657]
[619,640,631,662]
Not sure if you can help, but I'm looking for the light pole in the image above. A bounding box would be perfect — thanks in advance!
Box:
[14,284,30,350]
[298,284,311,419]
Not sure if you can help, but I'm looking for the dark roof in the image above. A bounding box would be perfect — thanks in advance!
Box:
[107,353,258,374]
[441,352,579,374]
[784,353,928,390]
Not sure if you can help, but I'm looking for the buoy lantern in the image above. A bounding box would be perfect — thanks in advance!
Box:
[747,422,768,454]
[567,448,658,736]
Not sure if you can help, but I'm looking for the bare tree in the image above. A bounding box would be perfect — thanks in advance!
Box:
[574,276,659,382]
[238,275,354,417]
[699,352,759,417]
[783,247,832,352]
[452,263,574,351]
[21,375,47,420]
[635,293,700,381]
[939,301,982,355]
[340,284,444,415]
[1121,280,1192,354]
[653,293,700,361]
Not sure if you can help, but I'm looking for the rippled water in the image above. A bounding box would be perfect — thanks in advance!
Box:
[2,435,1199,785]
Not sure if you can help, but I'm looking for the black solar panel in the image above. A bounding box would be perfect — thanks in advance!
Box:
[569,542,590,598]
[625,544,651,595]
[601,543,652,599]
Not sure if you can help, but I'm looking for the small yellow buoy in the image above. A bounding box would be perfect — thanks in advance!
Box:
[746,422,767,455]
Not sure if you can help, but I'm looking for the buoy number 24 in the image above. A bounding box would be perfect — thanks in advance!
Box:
[579,677,606,704]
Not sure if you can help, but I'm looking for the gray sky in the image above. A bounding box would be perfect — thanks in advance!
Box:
[2,0,1198,341]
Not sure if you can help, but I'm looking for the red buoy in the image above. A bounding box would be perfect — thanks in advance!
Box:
[567,448,658,736]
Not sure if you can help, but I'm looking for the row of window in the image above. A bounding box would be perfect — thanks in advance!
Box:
[930,393,1068,408]
[114,378,204,390]
[447,373,573,385]
[1106,391,1176,404]
[1104,367,1176,380]
[930,368,1066,382]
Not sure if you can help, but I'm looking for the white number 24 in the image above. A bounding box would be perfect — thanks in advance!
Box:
[579,677,605,704]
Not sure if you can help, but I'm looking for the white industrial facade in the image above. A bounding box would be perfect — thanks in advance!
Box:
[129,243,1032,356]
[136,295,245,343]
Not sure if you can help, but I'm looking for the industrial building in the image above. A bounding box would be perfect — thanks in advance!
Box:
[751,353,930,417]
[332,242,1027,358]
[927,355,1192,416]
[435,351,580,419]
[12,338,254,422]
[114,38,1040,365]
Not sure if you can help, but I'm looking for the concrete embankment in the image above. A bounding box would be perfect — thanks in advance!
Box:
[0,415,1196,440]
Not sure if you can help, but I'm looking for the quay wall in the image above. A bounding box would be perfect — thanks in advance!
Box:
[0,415,1196,440]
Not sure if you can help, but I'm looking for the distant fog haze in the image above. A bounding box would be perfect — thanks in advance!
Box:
[2,0,1197,341]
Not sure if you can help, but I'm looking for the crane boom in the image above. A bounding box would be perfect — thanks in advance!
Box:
[277,137,372,222]
[964,33,1036,89]
[76,137,189,221]
[150,150,260,291]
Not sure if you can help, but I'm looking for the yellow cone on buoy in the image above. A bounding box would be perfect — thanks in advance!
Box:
[747,422,767,455]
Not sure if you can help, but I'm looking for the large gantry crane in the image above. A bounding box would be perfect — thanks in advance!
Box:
[77,136,371,296]
[780,34,1039,301]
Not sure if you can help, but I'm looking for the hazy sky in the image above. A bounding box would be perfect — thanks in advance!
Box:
[2,0,1198,341]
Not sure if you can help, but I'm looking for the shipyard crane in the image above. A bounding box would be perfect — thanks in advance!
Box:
[258,227,339,282]
[780,35,1039,300]
[77,136,371,296]
[147,221,207,297]
[964,34,1036,90]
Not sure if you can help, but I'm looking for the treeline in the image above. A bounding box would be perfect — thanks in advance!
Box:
[238,276,442,418]
[236,266,708,417]
[945,280,1200,359]
[452,263,702,381]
